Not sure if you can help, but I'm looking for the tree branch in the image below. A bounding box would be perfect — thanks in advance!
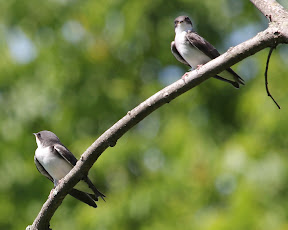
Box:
[250,0,288,41]
[28,1,288,229]
[250,0,288,22]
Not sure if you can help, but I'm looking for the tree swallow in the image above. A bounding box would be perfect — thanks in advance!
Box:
[33,130,105,208]
[171,15,244,88]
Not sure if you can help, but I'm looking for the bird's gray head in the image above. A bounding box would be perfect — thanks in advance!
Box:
[174,16,193,33]
[33,130,61,147]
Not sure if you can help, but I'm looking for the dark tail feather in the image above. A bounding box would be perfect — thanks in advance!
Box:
[226,68,245,85]
[83,177,106,201]
[69,189,97,208]
[214,75,240,88]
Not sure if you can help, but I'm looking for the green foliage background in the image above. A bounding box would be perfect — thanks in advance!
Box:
[1,0,288,229]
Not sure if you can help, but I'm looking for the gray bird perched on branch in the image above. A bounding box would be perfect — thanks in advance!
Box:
[33,130,105,208]
[171,15,244,88]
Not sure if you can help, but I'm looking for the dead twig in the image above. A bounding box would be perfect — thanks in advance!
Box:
[265,46,280,109]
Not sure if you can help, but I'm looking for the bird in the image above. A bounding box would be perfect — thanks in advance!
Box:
[171,15,244,88]
[33,130,105,208]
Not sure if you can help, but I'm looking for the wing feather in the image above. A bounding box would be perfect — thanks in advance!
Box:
[171,41,190,66]
[34,156,54,182]
[54,144,78,166]
[186,32,220,59]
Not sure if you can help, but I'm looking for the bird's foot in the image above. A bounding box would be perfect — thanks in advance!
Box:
[181,72,189,80]
[196,64,203,69]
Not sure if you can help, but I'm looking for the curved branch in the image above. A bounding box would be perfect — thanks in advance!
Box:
[29,3,288,229]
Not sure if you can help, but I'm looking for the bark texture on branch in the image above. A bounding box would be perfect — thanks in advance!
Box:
[250,0,288,41]
[28,1,288,229]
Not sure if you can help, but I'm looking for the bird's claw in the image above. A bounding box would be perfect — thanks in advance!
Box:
[181,73,189,80]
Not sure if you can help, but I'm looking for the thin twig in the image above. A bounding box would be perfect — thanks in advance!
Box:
[265,47,281,109]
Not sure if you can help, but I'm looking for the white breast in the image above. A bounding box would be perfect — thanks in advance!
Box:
[35,146,72,183]
[175,31,211,68]
[35,146,94,193]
